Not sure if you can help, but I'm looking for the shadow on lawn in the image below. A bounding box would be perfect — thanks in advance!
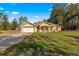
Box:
[65,35,79,41]
[3,42,78,56]
[49,44,78,56]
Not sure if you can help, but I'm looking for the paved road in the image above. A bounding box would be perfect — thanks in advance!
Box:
[0,33,31,51]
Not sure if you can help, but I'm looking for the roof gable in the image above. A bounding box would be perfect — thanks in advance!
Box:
[21,22,36,27]
[21,21,61,27]
[34,21,51,26]
[34,21,62,27]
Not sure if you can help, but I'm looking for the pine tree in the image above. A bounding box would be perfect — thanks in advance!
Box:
[0,13,4,29]
[0,13,4,20]
[19,16,28,24]
[48,3,79,30]
[11,18,18,30]
[2,15,9,30]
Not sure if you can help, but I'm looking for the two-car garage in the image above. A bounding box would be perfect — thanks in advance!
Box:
[21,28,34,32]
[21,22,35,32]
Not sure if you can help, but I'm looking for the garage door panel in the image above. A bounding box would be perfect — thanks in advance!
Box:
[22,28,34,32]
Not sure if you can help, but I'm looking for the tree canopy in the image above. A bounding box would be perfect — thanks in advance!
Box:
[10,18,18,30]
[19,16,28,24]
[0,13,28,30]
[47,3,79,30]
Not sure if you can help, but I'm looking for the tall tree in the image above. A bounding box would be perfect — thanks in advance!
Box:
[19,16,28,24]
[0,13,4,20]
[2,15,9,30]
[49,4,66,25]
[11,18,18,30]
[48,3,79,30]
[64,4,79,30]
[0,13,4,29]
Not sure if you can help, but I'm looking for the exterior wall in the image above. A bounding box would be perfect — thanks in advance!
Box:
[48,26,51,32]
[51,26,61,32]
[52,27,56,31]
[34,27,37,32]
[57,27,61,32]
[21,22,61,32]
[36,25,61,32]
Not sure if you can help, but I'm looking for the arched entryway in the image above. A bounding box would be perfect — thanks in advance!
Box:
[41,26,49,32]
[37,25,50,32]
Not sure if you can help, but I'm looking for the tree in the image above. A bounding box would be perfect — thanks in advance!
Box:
[0,13,4,20]
[43,19,47,21]
[48,3,79,30]
[49,4,66,25]
[19,16,28,24]
[11,18,18,30]
[2,15,9,30]
[64,4,79,30]
[24,16,28,22]
[0,13,4,29]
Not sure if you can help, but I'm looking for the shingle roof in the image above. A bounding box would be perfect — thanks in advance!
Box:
[33,21,61,27]
[20,21,37,27]
[21,21,61,27]
[34,21,51,25]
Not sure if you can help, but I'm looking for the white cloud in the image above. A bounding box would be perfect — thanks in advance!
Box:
[48,8,53,11]
[35,16,39,18]
[5,11,10,13]
[11,11,19,15]
[0,7,4,10]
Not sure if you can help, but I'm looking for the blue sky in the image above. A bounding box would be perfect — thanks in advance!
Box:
[0,3,54,23]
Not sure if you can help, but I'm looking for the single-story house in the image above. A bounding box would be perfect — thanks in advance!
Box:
[20,21,61,32]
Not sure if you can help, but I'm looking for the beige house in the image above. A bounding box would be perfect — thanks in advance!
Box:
[20,21,61,32]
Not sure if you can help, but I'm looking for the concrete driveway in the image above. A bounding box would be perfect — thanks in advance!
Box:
[0,33,32,52]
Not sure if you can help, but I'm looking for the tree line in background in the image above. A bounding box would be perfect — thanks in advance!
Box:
[0,13,28,30]
[0,3,79,31]
[47,3,79,30]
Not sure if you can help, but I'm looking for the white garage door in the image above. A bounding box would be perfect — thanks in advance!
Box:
[22,28,34,32]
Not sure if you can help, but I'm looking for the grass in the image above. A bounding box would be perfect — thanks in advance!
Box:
[1,31,79,56]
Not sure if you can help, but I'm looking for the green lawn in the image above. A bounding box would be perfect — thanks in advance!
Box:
[2,31,79,56]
